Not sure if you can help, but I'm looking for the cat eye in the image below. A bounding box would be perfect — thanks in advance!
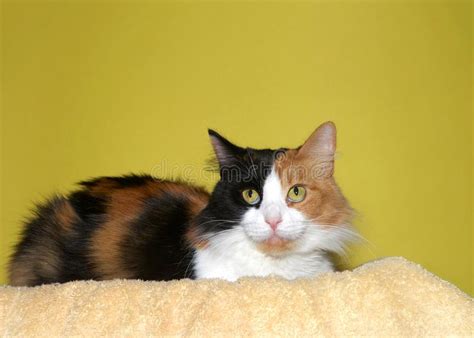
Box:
[242,189,260,205]
[287,185,306,203]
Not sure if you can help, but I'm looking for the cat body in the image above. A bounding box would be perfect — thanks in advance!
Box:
[9,122,354,286]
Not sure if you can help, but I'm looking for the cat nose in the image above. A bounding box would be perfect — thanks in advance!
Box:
[265,217,282,231]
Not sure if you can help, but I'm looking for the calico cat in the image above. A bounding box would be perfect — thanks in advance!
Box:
[9,121,354,286]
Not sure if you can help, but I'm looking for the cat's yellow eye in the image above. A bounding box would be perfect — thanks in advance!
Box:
[287,185,306,203]
[242,189,260,205]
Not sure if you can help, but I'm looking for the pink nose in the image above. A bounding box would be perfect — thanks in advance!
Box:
[265,218,282,231]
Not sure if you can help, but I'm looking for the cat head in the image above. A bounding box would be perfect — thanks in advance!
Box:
[194,122,354,257]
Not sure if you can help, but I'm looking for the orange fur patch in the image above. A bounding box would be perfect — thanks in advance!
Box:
[9,242,61,286]
[184,187,210,250]
[256,237,295,255]
[8,258,35,286]
[185,223,209,250]
[53,199,77,232]
[275,149,353,227]
[91,183,160,279]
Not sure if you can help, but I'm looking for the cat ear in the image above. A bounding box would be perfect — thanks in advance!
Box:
[298,121,336,175]
[208,129,243,167]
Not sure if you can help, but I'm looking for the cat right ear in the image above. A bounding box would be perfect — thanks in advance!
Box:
[208,129,243,167]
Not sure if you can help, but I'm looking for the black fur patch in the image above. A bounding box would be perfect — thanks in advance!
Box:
[120,192,195,280]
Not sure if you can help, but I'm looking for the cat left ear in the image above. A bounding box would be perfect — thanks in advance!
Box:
[298,121,336,175]
[208,129,243,167]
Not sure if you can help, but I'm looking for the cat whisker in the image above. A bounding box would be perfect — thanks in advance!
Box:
[196,219,241,227]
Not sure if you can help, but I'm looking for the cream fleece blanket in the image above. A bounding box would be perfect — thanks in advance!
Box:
[0,257,472,336]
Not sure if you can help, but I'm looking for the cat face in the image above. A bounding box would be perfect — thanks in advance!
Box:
[195,122,354,257]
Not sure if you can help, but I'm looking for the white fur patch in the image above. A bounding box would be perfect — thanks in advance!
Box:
[193,227,334,281]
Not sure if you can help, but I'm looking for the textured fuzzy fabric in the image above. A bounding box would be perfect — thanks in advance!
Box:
[0,257,472,336]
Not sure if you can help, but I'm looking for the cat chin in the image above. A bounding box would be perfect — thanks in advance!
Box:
[254,235,296,257]
[243,227,304,255]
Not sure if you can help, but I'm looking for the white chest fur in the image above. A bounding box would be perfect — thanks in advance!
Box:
[192,228,334,281]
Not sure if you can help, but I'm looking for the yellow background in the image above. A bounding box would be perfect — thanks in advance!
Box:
[1,1,472,294]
